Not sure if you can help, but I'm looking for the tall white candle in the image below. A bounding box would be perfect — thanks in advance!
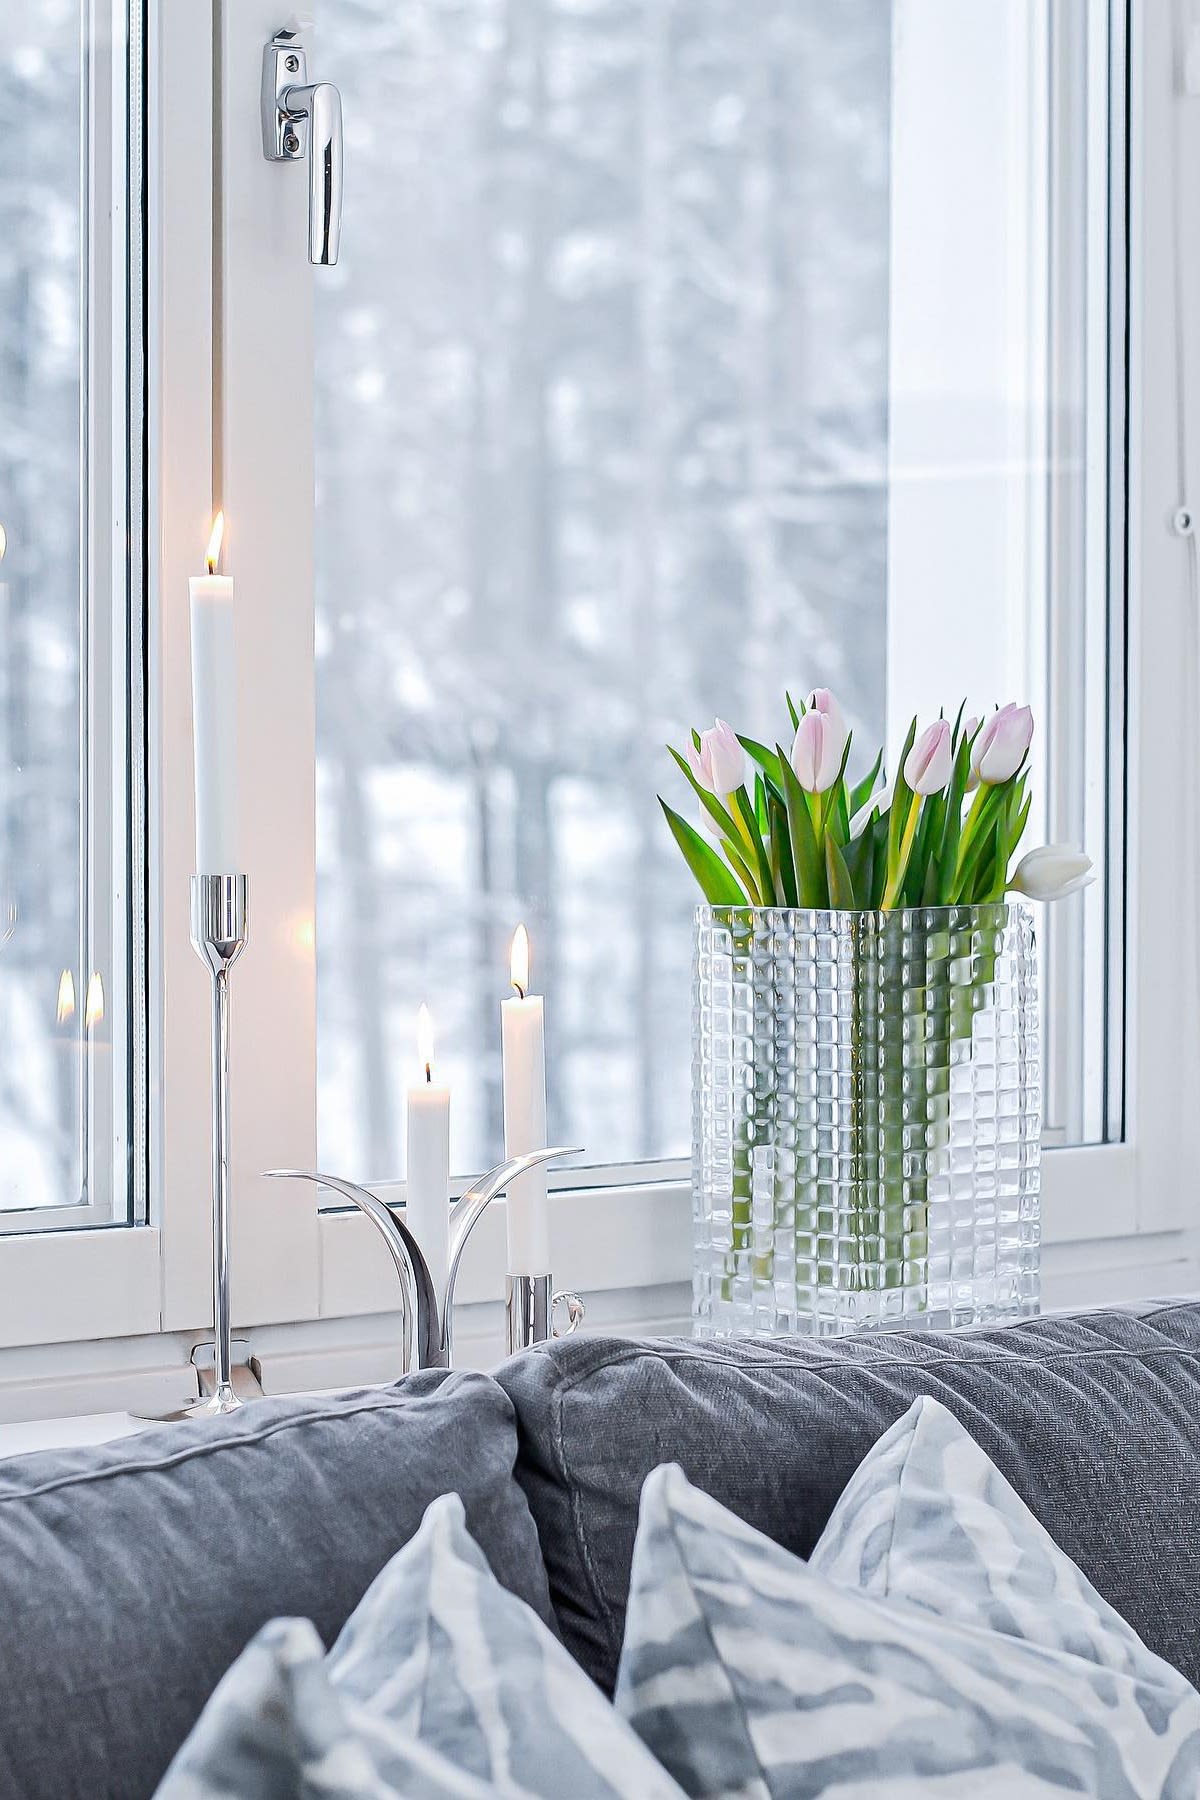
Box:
[189,513,241,873]
[406,1003,451,1301]
[501,924,550,1275]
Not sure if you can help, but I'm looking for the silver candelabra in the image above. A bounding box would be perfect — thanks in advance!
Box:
[268,1150,585,1371]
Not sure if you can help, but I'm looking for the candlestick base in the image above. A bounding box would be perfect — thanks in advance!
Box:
[504,1276,587,1355]
[138,875,249,1425]
[505,1273,552,1356]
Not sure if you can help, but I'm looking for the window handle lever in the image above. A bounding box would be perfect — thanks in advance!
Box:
[261,33,343,266]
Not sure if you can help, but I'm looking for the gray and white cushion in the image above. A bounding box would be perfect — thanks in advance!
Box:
[810,1391,1162,1672]
[157,1491,685,1799]
[615,1396,1200,1798]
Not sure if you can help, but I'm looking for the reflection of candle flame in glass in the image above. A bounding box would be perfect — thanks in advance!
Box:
[205,510,225,575]
[509,923,530,999]
[417,1002,434,1083]
[0,522,7,562]
[84,972,104,1031]
[56,969,76,1024]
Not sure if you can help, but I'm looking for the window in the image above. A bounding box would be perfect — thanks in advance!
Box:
[0,2,144,1226]
[312,0,1120,1188]
[0,0,1193,1399]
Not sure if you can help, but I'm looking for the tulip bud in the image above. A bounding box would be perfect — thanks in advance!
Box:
[790,709,845,793]
[903,719,953,796]
[972,703,1034,785]
[687,718,746,798]
[1009,845,1094,902]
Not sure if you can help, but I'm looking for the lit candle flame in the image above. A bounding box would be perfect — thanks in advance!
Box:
[0,523,7,563]
[56,969,76,1024]
[509,923,530,999]
[205,511,225,576]
[84,972,105,1031]
[417,1002,434,1082]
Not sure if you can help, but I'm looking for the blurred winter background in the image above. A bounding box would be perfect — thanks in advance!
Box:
[0,3,92,1211]
[314,0,891,1182]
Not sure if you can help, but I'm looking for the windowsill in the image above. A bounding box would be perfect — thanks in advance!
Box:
[0,1412,148,1460]
[1,1248,1197,1454]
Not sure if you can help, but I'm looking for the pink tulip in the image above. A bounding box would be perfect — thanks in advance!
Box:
[807,687,847,746]
[903,719,954,796]
[971,703,1033,785]
[790,709,846,793]
[686,718,745,797]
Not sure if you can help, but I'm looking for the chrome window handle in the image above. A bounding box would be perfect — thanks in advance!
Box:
[261,33,343,266]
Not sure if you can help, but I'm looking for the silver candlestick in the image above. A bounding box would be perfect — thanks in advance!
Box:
[506,1276,585,1356]
[143,875,250,1423]
[268,1148,585,1370]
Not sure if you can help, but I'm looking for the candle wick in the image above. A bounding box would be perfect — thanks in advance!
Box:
[424,1063,432,1084]
[511,980,525,1000]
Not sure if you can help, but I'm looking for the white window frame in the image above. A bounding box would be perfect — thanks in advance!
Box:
[0,0,1193,1416]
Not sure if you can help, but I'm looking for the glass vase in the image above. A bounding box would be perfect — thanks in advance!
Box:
[692,904,1041,1337]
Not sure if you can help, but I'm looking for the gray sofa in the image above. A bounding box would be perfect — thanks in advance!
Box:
[0,1299,1196,1798]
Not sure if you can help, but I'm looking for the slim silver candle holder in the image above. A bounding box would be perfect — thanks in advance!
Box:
[268,1148,585,1371]
[143,875,250,1423]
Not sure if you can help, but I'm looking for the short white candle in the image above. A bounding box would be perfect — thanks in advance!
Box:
[188,513,241,874]
[406,1003,451,1302]
[501,924,550,1276]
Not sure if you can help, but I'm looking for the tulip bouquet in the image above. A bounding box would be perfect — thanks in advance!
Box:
[660,692,1092,912]
[677,692,1087,1336]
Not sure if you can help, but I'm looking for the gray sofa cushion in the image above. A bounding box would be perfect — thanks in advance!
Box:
[497,1301,1200,1696]
[0,1371,554,1800]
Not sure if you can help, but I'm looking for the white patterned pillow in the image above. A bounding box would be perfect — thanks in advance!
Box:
[615,1396,1200,1798]
[157,1491,685,1799]
[810,1392,1162,1671]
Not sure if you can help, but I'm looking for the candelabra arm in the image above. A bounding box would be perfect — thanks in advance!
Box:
[264,1169,435,1372]
[442,1146,582,1364]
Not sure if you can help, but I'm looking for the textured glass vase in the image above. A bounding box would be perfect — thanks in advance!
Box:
[693,905,1041,1338]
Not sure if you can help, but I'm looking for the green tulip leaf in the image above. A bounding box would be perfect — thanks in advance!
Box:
[658,798,749,906]
[778,743,826,907]
[737,734,784,792]
[841,826,874,909]
[825,832,856,909]
[768,791,798,907]
[935,731,974,903]
[849,748,884,816]
[731,784,777,904]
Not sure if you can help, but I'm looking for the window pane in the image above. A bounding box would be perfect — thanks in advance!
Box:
[315,0,1119,1182]
[0,5,142,1222]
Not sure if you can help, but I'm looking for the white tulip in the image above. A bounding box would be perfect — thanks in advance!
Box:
[1009,845,1094,902]
[849,778,891,840]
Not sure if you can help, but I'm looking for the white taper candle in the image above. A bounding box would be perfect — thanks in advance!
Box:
[406,1004,451,1302]
[189,513,241,874]
[501,924,550,1276]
